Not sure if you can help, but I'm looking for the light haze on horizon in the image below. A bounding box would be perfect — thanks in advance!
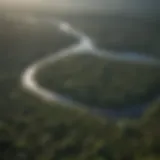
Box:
[0,0,159,16]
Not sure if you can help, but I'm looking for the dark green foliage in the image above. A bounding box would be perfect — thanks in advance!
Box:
[0,88,117,160]
[0,14,77,74]
[0,11,159,160]
[0,87,159,160]
[59,14,160,58]
[38,54,160,108]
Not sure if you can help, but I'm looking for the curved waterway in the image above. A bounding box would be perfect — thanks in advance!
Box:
[21,16,160,119]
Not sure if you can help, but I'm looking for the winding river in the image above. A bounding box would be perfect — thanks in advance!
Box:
[21,17,160,119]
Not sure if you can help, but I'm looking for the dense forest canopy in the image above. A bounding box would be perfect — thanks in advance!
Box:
[0,11,159,160]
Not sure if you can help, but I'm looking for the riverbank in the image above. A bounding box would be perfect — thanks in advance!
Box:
[20,18,159,119]
[0,12,160,160]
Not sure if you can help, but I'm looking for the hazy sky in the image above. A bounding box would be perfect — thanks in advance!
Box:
[1,0,159,15]
[1,0,41,6]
